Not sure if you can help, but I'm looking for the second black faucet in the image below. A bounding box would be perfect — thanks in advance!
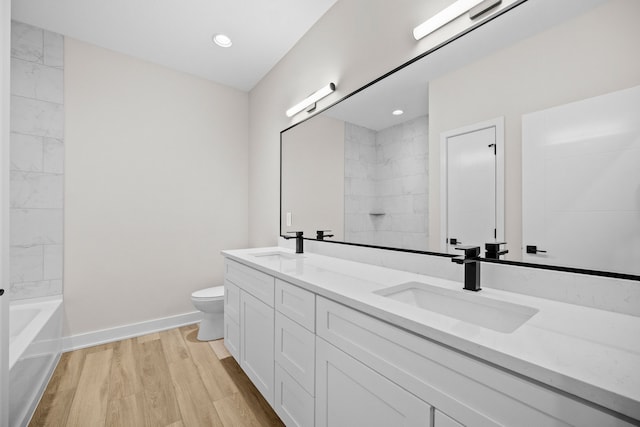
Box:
[452,246,481,292]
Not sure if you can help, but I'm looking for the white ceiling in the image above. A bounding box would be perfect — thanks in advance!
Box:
[11,0,338,91]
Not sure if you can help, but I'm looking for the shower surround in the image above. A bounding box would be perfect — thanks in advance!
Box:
[10,21,64,300]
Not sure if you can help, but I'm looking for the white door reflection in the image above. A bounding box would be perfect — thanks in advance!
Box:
[522,85,640,275]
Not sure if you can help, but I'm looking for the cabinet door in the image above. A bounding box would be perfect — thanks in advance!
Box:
[224,314,240,362]
[316,338,431,427]
[240,290,275,405]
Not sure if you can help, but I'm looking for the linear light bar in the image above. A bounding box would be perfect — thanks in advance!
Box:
[286,83,336,118]
[413,0,485,40]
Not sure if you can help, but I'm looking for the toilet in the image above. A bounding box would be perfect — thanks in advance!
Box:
[191,286,224,341]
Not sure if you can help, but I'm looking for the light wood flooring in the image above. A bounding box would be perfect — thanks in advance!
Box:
[29,324,285,427]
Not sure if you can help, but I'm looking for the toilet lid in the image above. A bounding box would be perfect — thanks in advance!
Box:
[192,286,224,299]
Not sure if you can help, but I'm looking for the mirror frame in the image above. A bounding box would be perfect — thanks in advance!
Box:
[279,0,640,282]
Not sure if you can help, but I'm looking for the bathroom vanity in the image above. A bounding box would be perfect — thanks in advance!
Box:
[222,247,640,426]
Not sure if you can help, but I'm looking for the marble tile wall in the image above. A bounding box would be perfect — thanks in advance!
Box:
[374,116,428,250]
[344,116,429,250]
[344,123,377,245]
[9,21,64,300]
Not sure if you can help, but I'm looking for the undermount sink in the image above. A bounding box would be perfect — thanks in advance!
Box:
[375,281,538,333]
[251,251,303,261]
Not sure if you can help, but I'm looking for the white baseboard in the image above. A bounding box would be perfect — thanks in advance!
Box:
[62,311,203,352]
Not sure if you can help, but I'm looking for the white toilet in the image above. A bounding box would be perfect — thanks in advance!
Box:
[191,286,224,341]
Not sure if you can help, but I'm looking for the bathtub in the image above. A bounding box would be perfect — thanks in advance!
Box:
[9,296,63,427]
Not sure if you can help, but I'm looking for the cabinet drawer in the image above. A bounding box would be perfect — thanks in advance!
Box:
[275,363,315,427]
[275,279,315,332]
[316,297,629,427]
[223,314,240,362]
[226,259,275,307]
[224,280,240,324]
[275,312,315,395]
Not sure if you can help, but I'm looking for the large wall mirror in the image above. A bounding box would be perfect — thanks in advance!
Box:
[281,0,640,278]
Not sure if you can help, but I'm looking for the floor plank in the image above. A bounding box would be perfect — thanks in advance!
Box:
[28,388,75,427]
[105,392,147,427]
[137,332,160,343]
[66,348,114,427]
[214,392,263,427]
[84,341,116,354]
[137,339,182,426]
[159,327,190,365]
[109,338,143,400]
[52,349,86,392]
[220,357,285,427]
[167,358,224,426]
[209,339,232,360]
[180,326,238,401]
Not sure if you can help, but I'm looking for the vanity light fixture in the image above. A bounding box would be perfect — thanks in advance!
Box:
[413,0,500,40]
[286,82,336,117]
[213,33,233,48]
[392,109,404,116]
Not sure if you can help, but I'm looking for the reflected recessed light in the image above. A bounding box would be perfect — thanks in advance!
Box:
[392,109,404,116]
[213,34,232,48]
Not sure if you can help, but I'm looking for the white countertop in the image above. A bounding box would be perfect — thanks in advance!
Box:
[222,247,640,421]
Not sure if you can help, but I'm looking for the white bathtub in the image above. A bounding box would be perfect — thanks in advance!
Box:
[9,296,63,427]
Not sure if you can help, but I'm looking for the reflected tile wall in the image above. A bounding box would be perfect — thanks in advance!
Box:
[344,116,429,250]
[375,115,428,250]
[10,21,64,300]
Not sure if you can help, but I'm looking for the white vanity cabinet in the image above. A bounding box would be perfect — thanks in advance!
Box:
[224,259,276,405]
[223,255,634,427]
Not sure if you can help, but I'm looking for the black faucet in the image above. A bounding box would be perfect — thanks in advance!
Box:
[452,246,481,292]
[283,231,304,253]
[485,242,508,259]
[316,230,334,240]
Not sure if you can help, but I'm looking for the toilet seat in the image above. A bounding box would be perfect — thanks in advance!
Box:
[191,286,224,301]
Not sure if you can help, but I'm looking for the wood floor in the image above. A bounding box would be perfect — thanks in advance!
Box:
[29,324,285,427]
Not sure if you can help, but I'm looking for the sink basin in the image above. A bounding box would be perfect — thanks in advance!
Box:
[251,251,302,261]
[375,281,538,333]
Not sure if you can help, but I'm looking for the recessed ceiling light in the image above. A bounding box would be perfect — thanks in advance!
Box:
[213,34,233,48]
[392,109,404,116]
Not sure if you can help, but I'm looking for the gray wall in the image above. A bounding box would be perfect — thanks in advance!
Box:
[10,21,64,300]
